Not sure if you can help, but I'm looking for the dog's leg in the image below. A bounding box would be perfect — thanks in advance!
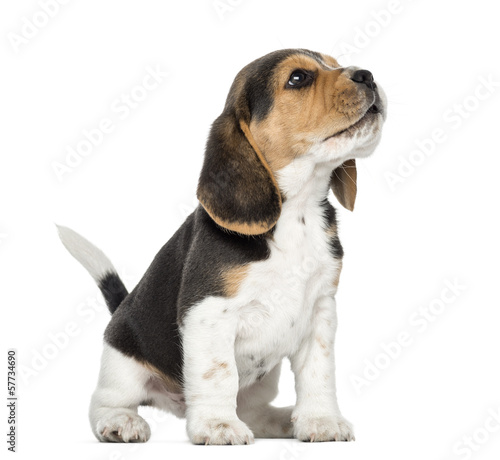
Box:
[89,343,152,442]
[237,363,294,438]
[289,296,355,442]
[181,298,254,445]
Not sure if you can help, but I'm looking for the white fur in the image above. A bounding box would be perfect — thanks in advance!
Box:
[86,89,386,445]
[89,343,187,442]
[180,157,350,444]
[90,343,153,442]
[57,225,116,282]
[179,107,385,444]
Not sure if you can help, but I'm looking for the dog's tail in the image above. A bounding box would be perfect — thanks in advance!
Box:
[57,225,128,314]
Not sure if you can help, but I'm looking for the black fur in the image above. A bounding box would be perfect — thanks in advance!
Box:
[241,49,325,121]
[104,49,343,388]
[320,199,344,259]
[98,272,129,314]
[242,49,296,121]
[104,206,271,384]
[197,49,329,234]
[198,112,282,231]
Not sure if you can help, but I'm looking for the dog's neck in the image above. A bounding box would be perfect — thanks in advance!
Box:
[270,158,337,250]
[275,157,339,211]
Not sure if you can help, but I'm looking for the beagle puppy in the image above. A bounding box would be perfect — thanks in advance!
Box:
[59,48,386,445]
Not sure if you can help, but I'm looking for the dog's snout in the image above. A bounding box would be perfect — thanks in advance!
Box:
[351,69,376,90]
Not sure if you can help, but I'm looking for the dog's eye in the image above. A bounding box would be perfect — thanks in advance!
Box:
[286,70,314,89]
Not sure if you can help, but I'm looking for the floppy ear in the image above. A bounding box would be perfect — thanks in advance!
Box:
[197,113,282,235]
[330,159,357,211]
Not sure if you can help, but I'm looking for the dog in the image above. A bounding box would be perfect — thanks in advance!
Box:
[58,48,386,445]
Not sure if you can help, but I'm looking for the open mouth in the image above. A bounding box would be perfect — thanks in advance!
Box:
[367,103,380,114]
[323,102,380,141]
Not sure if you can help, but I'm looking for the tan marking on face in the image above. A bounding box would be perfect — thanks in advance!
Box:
[203,360,229,380]
[142,361,183,393]
[222,265,249,297]
[320,54,341,69]
[240,119,282,208]
[249,53,373,173]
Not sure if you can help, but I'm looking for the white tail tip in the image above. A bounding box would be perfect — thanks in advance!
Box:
[56,225,117,282]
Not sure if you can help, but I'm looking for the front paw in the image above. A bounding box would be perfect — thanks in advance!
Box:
[187,417,254,445]
[95,410,151,443]
[292,414,355,442]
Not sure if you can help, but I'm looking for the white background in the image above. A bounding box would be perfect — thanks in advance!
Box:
[1,0,499,459]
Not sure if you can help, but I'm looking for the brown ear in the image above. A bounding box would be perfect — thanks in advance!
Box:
[197,114,282,235]
[330,159,357,211]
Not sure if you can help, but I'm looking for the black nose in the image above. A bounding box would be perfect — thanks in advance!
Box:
[351,69,376,90]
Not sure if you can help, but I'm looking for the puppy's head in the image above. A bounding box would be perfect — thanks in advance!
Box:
[197,49,386,235]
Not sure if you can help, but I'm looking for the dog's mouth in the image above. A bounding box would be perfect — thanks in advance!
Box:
[367,103,381,114]
[323,101,382,142]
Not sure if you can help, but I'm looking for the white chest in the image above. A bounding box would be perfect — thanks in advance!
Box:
[181,161,343,389]
[233,195,341,387]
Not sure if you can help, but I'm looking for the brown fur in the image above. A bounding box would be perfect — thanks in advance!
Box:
[330,159,357,211]
[142,361,183,393]
[239,120,282,199]
[201,120,283,236]
[204,213,272,236]
[198,49,370,237]
[203,361,229,380]
[197,104,282,236]
[222,265,249,297]
[250,54,370,175]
